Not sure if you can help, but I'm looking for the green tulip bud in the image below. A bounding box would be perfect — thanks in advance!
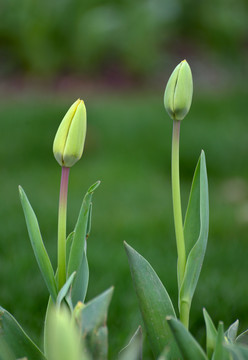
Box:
[53,99,87,167]
[164,60,193,121]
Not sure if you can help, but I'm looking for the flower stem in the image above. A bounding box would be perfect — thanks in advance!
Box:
[171,120,186,290]
[58,166,70,290]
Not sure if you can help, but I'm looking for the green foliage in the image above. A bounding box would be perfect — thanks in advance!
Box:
[78,287,114,359]
[67,181,100,306]
[180,151,209,318]
[167,316,208,359]
[212,322,229,360]
[124,242,180,358]
[203,308,217,358]
[0,306,45,359]
[19,186,58,303]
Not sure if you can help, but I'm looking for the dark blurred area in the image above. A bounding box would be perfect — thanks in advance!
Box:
[0,0,248,86]
[1,1,248,359]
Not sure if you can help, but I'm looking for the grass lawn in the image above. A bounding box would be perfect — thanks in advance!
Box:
[0,88,248,357]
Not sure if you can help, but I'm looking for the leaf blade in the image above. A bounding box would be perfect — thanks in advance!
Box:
[67,181,100,305]
[125,242,180,359]
[0,306,45,360]
[19,186,57,303]
[167,316,207,360]
[180,151,209,308]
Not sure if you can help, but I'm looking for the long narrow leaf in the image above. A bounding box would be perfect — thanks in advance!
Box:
[203,308,217,359]
[212,322,230,360]
[180,151,209,308]
[67,181,100,276]
[19,186,57,303]
[125,242,180,359]
[167,316,207,360]
[56,271,76,308]
[67,181,100,305]
[0,306,45,360]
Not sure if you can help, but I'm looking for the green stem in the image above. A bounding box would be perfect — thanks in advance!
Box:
[58,166,70,290]
[180,301,190,329]
[171,120,186,290]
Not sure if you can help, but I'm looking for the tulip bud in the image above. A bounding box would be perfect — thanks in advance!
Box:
[53,99,87,167]
[164,60,193,121]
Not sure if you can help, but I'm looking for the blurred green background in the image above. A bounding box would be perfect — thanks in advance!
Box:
[0,0,248,358]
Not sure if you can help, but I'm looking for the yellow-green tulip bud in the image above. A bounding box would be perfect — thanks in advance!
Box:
[53,99,87,167]
[164,60,193,121]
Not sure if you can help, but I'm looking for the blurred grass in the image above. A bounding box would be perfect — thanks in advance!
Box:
[1,89,248,357]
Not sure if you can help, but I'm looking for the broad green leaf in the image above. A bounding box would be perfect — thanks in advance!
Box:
[212,322,230,360]
[0,306,45,360]
[67,181,100,305]
[203,308,217,359]
[225,320,239,343]
[167,317,207,360]
[56,271,76,308]
[78,287,113,359]
[180,151,209,308]
[125,242,180,359]
[119,327,143,360]
[19,186,57,303]
[236,329,248,346]
[80,287,113,334]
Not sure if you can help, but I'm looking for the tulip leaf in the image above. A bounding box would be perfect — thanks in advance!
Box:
[236,329,248,346]
[203,308,217,359]
[19,186,57,303]
[225,343,248,359]
[56,271,76,308]
[78,287,113,359]
[167,316,207,360]
[0,306,45,360]
[67,181,100,306]
[225,319,239,343]
[212,322,229,360]
[66,232,74,265]
[118,326,143,360]
[80,287,113,334]
[124,242,180,359]
[180,151,209,308]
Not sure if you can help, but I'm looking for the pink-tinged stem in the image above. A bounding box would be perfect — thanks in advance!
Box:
[58,166,70,290]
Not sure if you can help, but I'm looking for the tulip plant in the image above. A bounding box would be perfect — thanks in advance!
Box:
[1,61,248,360]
